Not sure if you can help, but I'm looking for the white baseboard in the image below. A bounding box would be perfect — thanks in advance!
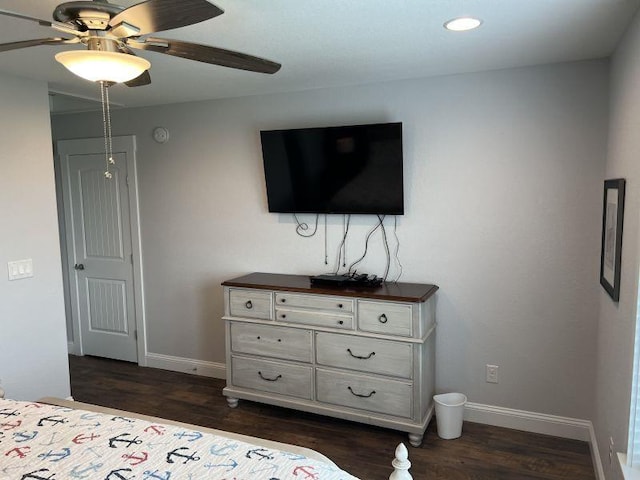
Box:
[590,423,606,480]
[145,352,226,379]
[67,341,81,356]
[465,402,601,479]
[464,402,592,440]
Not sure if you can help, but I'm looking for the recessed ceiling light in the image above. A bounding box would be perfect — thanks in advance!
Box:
[444,17,482,32]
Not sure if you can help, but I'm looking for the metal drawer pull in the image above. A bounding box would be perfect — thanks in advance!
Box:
[280,314,286,319]
[338,303,343,308]
[245,300,253,309]
[378,313,388,323]
[348,386,376,398]
[258,371,282,382]
[281,298,286,303]
[347,348,375,360]
[338,320,344,325]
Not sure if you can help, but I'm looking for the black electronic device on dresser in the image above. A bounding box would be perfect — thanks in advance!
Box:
[260,122,404,215]
[310,273,382,287]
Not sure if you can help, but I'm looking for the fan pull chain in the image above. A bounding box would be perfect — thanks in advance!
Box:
[105,84,114,167]
[100,81,115,179]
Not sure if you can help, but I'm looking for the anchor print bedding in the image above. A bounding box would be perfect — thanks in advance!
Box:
[0,398,359,480]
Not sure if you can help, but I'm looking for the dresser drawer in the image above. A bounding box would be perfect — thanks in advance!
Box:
[275,308,353,330]
[275,292,354,313]
[230,322,312,362]
[316,369,413,418]
[232,356,312,400]
[358,300,413,337]
[229,289,272,319]
[316,332,413,379]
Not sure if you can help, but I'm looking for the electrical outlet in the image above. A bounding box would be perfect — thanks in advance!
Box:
[486,364,499,383]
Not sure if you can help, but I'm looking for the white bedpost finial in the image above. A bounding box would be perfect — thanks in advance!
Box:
[389,443,412,480]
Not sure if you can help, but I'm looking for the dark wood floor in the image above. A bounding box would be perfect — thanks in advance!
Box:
[68,355,595,480]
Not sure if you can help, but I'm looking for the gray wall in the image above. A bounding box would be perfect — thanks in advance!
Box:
[596,7,640,480]
[52,59,608,421]
[0,72,70,400]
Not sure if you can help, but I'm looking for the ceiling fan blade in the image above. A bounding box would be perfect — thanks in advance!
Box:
[129,38,281,74]
[108,0,223,36]
[0,8,56,27]
[0,8,80,36]
[125,70,151,87]
[0,38,71,53]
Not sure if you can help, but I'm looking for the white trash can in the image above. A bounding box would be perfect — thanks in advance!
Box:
[433,392,467,439]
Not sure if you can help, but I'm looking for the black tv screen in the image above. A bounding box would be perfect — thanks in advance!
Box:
[260,122,404,215]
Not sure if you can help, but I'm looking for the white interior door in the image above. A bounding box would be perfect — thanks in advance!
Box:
[58,137,140,363]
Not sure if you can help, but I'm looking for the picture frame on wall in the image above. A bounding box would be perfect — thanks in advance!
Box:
[600,178,626,301]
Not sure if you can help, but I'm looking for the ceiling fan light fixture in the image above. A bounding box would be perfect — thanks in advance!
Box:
[444,17,482,32]
[55,50,151,83]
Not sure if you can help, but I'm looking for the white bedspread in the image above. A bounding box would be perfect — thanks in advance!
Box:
[0,398,359,480]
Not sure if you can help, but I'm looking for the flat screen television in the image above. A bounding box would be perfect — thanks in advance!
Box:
[260,122,404,215]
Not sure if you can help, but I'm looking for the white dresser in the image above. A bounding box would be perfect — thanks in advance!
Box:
[222,272,438,447]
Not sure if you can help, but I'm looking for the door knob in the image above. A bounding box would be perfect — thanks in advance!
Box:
[74,263,85,270]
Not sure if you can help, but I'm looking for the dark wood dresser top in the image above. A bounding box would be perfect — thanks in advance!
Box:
[222,272,438,303]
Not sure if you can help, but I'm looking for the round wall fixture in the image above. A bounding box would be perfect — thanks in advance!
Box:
[153,127,170,144]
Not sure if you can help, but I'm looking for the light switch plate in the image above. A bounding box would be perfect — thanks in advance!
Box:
[8,259,33,280]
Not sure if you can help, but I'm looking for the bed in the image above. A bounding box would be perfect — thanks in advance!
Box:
[0,396,412,479]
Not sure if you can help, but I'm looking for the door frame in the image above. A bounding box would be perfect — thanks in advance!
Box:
[55,135,147,366]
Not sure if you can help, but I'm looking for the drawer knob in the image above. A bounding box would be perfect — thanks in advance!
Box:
[347,386,376,398]
[245,300,253,309]
[338,303,343,308]
[256,336,261,340]
[281,298,286,303]
[378,313,388,323]
[280,314,286,319]
[347,348,375,360]
[258,371,282,382]
[338,320,344,325]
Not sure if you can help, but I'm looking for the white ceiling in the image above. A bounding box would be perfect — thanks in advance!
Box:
[1,0,638,113]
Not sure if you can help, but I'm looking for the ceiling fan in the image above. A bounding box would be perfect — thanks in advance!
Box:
[0,0,282,86]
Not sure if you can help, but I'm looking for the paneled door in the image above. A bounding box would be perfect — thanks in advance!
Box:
[58,136,141,363]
